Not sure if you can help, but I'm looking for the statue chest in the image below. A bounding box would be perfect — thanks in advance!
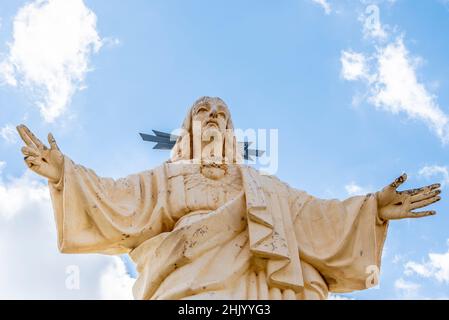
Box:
[166,164,243,219]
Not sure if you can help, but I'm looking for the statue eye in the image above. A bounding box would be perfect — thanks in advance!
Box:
[217,112,226,119]
[196,107,208,114]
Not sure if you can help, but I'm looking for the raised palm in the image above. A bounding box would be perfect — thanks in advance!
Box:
[377,173,441,221]
[17,124,63,183]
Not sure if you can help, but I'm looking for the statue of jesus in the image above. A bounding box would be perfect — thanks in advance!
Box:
[17,96,441,300]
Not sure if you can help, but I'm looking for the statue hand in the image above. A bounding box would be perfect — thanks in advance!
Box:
[17,124,64,184]
[377,173,441,220]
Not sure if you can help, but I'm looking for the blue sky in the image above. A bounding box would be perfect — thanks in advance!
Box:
[0,0,449,299]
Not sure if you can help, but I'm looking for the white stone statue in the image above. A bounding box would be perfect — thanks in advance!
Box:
[17,96,441,300]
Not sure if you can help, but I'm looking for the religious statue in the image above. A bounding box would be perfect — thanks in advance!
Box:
[16,96,441,300]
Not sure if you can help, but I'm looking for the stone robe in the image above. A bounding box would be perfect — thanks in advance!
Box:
[49,156,389,300]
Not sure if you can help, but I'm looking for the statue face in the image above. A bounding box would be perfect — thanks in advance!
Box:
[190,98,232,163]
[191,98,230,136]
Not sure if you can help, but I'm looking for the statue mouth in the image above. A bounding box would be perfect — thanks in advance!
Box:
[205,119,219,128]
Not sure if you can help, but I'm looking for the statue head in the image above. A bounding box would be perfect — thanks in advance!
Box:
[170,96,241,164]
[191,96,231,137]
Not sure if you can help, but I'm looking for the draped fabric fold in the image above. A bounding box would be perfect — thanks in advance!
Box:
[240,166,304,292]
[48,156,173,255]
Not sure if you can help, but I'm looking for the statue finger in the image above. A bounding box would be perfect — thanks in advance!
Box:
[16,125,37,148]
[410,189,441,203]
[408,196,441,210]
[24,155,37,163]
[21,146,40,157]
[400,183,441,196]
[406,210,436,219]
[23,125,47,150]
[47,133,60,151]
[389,173,407,190]
[25,157,39,168]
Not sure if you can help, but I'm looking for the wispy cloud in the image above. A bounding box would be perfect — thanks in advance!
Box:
[0,0,103,122]
[0,124,18,144]
[344,181,372,196]
[394,278,421,299]
[404,241,449,284]
[312,0,332,15]
[341,37,449,143]
[340,51,370,81]
[392,254,403,264]
[370,39,449,143]
[418,165,449,188]
[0,60,18,86]
[341,2,449,143]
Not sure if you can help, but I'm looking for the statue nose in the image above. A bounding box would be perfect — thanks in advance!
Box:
[210,109,218,118]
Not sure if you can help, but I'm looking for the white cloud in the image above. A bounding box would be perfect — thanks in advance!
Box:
[394,278,421,299]
[0,0,103,122]
[102,37,121,48]
[370,39,449,142]
[404,242,449,284]
[418,165,449,188]
[0,165,136,299]
[0,61,18,86]
[341,1,449,143]
[404,261,434,278]
[0,166,50,220]
[0,124,18,144]
[312,0,332,15]
[344,181,371,196]
[340,51,369,81]
[392,254,403,264]
[100,257,135,300]
[341,38,449,143]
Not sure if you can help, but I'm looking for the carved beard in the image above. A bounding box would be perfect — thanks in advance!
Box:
[197,127,228,180]
[200,163,227,180]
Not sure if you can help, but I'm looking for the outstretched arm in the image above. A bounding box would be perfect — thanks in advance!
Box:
[291,173,441,293]
[16,124,170,254]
